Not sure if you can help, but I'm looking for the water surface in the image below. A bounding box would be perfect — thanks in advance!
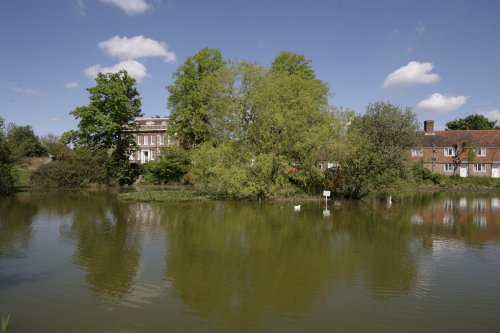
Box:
[1,191,500,332]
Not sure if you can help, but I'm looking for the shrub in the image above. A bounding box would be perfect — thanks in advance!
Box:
[143,147,190,184]
[31,147,111,187]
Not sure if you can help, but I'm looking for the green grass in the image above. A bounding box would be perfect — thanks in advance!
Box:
[1,312,10,333]
[118,190,220,203]
[13,167,33,187]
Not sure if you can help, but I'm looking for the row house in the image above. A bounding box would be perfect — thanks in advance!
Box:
[412,120,500,178]
[127,117,178,163]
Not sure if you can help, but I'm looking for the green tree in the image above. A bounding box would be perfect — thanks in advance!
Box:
[0,118,15,195]
[270,51,317,79]
[337,102,421,198]
[6,124,47,161]
[167,48,226,147]
[445,114,498,130]
[62,70,142,185]
[190,57,335,198]
[40,133,71,161]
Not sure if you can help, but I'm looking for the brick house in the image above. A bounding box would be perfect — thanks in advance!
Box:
[127,117,178,163]
[412,120,500,178]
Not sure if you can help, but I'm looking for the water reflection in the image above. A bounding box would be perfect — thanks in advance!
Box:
[149,200,420,329]
[2,191,500,332]
[406,193,500,245]
[0,195,38,257]
[60,193,142,300]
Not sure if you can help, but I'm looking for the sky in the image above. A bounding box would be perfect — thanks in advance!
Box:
[1,0,500,136]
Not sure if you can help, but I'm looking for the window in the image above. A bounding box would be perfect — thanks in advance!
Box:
[444,147,455,156]
[144,135,149,145]
[151,135,155,145]
[473,163,486,172]
[444,163,454,172]
[159,135,164,146]
[137,135,142,145]
[411,148,423,157]
[476,147,487,156]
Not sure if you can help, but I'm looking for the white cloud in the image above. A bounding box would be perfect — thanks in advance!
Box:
[416,20,425,35]
[101,0,150,15]
[65,82,79,89]
[98,35,176,63]
[383,61,440,88]
[84,60,149,82]
[9,83,41,96]
[417,93,467,113]
[50,117,61,122]
[76,0,86,16]
[482,110,500,122]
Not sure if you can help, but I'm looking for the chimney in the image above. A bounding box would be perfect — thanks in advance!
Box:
[424,120,434,135]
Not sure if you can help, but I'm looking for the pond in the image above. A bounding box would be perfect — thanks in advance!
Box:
[1,191,500,332]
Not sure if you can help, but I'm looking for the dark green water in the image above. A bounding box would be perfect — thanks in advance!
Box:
[1,191,500,332]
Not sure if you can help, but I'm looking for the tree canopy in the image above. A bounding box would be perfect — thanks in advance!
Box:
[337,102,421,198]
[167,48,226,147]
[172,51,336,198]
[445,114,498,130]
[62,70,142,185]
[270,51,317,79]
[0,117,14,195]
[5,124,47,161]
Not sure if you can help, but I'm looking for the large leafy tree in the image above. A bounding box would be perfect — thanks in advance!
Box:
[445,114,498,130]
[338,102,421,198]
[62,70,142,184]
[270,51,317,80]
[6,124,47,161]
[167,48,226,146]
[189,55,336,198]
[0,117,14,195]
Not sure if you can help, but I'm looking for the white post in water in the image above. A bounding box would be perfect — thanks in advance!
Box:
[323,190,331,217]
[323,190,330,206]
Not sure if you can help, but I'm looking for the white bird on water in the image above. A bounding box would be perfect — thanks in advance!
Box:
[294,205,301,211]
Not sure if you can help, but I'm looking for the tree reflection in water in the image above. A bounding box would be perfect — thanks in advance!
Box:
[159,200,419,329]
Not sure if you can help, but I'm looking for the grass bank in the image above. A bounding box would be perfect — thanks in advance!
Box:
[118,190,220,203]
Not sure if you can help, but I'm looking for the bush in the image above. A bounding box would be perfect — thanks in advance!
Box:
[143,147,190,184]
[31,148,111,187]
[412,164,445,185]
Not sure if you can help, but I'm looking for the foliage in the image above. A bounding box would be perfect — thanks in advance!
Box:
[445,114,498,130]
[40,133,71,161]
[335,102,421,198]
[1,312,10,333]
[271,51,317,79]
[30,147,111,188]
[412,164,445,185]
[118,190,217,202]
[5,123,47,162]
[451,139,476,175]
[62,70,142,185]
[12,167,33,187]
[167,48,226,147]
[143,147,191,184]
[0,118,14,195]
[178,52,336,198]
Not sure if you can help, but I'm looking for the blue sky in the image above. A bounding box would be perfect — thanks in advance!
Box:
[1,0,500,136]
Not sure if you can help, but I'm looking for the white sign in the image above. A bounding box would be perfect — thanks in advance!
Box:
[323,190,331,197]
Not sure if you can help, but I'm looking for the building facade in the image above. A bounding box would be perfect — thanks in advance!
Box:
[127,117,177,163]
[412,120,500,178]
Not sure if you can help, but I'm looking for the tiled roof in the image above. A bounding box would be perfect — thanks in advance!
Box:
[422,130,500,147]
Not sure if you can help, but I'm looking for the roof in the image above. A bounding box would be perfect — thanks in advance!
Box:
[423,130,500,147]
[135,117,169,126]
